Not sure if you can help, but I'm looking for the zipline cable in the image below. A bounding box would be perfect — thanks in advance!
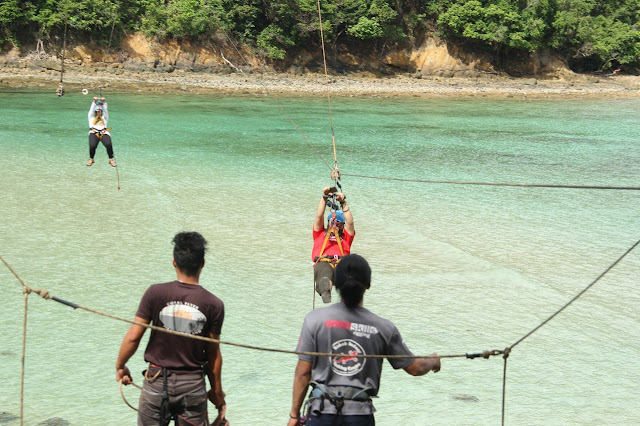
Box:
[60,0,70,84]
[340,172,640,190]
[316,0,339,169]
[509,237,640,350]
[208,13,333,171]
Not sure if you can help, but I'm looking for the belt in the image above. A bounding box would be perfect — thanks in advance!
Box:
[146,363,204,377]
[314,255,341,262]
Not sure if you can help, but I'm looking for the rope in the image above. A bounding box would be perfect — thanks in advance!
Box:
[115,159,121,190]
[207,13,333,172]
[315,0,339,168]
[20,290,27,426]
[509,237,640,350]
[1,254,500,361]
[341,173,640,191]
[119,379,142,411]
[501,351,509,426]
[60,0,69,84]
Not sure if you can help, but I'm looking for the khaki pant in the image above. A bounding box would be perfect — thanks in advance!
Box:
[138,367,209,426]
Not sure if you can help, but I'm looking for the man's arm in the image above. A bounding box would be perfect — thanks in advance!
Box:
[403,353,441,376]
[115,316,149,384]
[288,360,312,426]
[338,195,354,235]
[88,101,96,126]
[314,187,333,232]
[206,334,227,424]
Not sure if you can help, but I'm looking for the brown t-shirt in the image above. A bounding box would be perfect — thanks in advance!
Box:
[136,280,224,370]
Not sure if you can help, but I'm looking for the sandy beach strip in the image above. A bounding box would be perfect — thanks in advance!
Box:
[2,66,640,99]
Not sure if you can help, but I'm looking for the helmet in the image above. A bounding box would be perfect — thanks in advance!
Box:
[327,210,345,224]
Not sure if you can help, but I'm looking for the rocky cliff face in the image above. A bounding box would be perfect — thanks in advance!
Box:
[1,31,572,79]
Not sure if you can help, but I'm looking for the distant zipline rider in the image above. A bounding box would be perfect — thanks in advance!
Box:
[87,97,116,167]
[312,186,355,303]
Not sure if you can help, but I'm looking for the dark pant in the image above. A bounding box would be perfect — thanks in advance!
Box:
[89,133,114,159]
[137,368,209,426]
[306,414,375,426]
[314,260,337,302]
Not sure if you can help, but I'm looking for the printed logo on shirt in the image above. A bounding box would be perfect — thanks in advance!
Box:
[159,302,206,334]
[325,320,378,339]
[331,339,366,376]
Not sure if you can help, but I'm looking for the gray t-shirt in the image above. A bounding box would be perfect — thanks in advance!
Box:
[296,303,415,415]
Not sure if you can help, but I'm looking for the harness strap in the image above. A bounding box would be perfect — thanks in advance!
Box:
[317,224,344,260]
[306,382,374,421]
[159,368,172,426]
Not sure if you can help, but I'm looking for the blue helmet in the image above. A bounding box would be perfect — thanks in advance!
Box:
[328,210,345,223]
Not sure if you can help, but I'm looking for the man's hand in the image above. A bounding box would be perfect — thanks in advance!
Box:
[211,396,228,426]
[430,352,441,373]
[93,97,98,101]
[116,365,132,384]
[288,416,302,426]
[335,192,346,202]
[100,97,106,102]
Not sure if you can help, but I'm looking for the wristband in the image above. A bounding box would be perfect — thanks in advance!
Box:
[290,414,299,419]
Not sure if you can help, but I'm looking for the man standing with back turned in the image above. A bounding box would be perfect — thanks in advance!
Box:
[116,232,227,425]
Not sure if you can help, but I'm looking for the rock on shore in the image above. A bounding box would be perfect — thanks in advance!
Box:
[1,50,640,99]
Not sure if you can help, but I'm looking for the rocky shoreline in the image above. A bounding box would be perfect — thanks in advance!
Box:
[2,55,640,99]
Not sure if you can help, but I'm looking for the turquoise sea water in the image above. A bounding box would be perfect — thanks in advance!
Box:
[1,88,639,425]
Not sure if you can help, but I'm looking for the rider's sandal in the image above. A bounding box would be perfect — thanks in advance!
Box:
[109,159,117,167]
[86,159,94,166]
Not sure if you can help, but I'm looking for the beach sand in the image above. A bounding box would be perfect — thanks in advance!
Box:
[2,65,640,99]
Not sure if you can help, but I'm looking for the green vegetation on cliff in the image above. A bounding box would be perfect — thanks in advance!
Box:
[1,0,639,72]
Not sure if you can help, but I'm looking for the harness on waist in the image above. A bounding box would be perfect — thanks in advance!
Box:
[303,381,374,422]
[143,364,204,426]
[90,127,112,140]
[144,366,172,426]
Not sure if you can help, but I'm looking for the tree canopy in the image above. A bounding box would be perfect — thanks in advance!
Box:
[1,0,638,72]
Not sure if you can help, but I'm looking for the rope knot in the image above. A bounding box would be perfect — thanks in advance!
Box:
[503,347,511,359]
[23,287,32,295]
[38,289,51,300]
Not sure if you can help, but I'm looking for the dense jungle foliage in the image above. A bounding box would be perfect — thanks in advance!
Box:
[1,0,639,72]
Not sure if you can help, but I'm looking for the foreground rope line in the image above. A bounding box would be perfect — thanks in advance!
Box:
[0,256,500,361]
[341,172,640,190]
[3,236,637,426]
[119,379,142,411]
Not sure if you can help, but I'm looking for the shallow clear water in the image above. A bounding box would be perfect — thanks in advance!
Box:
[1,88,639,425]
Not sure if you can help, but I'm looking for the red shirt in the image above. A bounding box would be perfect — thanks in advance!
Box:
[312,227,355,260]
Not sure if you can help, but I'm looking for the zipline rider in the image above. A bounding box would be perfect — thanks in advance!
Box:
[87,97,116,167]
[313,186,355,303]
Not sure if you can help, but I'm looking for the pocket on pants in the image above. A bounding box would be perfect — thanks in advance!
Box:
[178,382,208,424]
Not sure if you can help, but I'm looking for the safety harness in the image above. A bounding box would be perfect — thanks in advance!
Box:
[302,381,374,425]
[90,127,112,141]
[143,365,206,426]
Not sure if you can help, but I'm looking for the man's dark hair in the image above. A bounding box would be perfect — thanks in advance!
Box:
[172,232,207,277]
[334,254,371,307]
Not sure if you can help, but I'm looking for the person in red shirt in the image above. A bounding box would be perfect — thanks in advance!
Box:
[312,186,355,303]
